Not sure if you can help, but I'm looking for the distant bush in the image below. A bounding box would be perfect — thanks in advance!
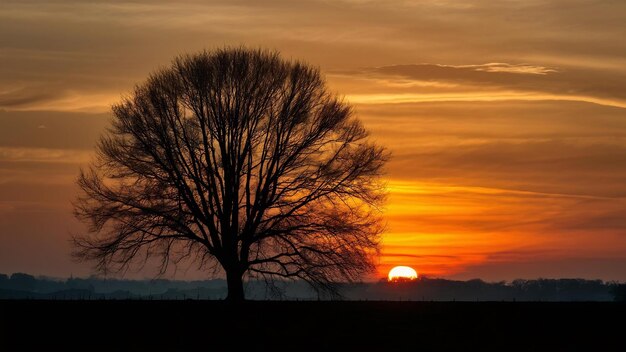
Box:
[9,273,37,291]
[610,284,626,302]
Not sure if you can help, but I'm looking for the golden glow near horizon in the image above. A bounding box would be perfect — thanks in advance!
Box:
[388,266,418,282]
[2,0,626,280]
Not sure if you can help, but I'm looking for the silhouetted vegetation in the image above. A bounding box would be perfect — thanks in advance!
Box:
[0,272,620,301]
[349,277,615,301]
[74,48,387,301]
[610,283,626,301]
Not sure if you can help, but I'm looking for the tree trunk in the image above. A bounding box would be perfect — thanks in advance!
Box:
[225,268,245,302]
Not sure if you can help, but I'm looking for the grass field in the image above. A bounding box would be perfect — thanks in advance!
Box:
[1,300,624,351]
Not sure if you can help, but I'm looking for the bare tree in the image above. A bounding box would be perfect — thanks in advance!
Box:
[73,48,388,301]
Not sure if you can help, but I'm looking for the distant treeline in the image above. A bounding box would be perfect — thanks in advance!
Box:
[347,278,625,302]
[0,273,228,300]
[1,272,625,301]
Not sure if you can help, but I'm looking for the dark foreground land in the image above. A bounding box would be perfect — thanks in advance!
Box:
[1,301,624,351]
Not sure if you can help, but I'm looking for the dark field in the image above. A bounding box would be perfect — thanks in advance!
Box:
[1,300,624,351]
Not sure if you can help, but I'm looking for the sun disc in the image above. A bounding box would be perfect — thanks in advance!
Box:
[388,266,418,282]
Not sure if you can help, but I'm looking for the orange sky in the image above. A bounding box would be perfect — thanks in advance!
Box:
[2,0,626,281]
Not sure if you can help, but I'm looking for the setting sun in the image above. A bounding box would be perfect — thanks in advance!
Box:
[388,266,418,282]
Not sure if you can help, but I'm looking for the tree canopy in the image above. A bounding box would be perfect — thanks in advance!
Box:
[74,47,388,300]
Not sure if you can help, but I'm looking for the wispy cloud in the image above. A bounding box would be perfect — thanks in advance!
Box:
[0,147,91,163]
[337,63,626,109]
[347,92,626,109]
[466,63,556,75]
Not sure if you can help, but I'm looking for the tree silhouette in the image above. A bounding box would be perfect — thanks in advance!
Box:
[73,48,388,301]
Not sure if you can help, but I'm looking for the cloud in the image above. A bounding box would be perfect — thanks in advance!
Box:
[0,148,90,187]
[371,63,560,81]
[0,147,91,163]
[388,140,626,199]
[382,253,458,259]
[353,100,626,198]
[0,110,110,149]
[460,63,557,75]
[3,0,626,112]
[340,63,626,108]
[0,87,65,109]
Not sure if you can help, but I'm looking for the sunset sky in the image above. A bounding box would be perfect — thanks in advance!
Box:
[2,0,626,281]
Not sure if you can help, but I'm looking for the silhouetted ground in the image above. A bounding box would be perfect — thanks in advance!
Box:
[1,300,623,351]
